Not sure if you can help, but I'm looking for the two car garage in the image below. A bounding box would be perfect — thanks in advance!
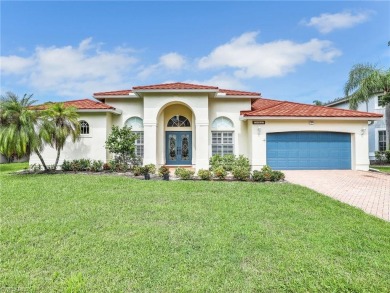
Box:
[266,132,352,170]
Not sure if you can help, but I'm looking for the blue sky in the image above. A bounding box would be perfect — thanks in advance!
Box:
[1,1,389,104]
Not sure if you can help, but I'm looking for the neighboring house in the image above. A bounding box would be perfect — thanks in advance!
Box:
[326,94,386,161]
[29,82,382,171]
[0,154,29,164]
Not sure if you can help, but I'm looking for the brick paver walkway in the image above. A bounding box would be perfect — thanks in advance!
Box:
[283,170,390,222]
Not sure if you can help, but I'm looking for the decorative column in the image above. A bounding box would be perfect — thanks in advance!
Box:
[143,122,157,165]
[195,120,209,170]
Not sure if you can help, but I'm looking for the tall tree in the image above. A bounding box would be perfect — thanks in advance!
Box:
[0,92,49,169]
[344,63,390,150]
[44,103,80,169]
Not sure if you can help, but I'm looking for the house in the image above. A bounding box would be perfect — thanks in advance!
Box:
[325,94,387,161]
[29,82,382,171]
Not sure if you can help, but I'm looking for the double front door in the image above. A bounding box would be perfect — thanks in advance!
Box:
[166,131,192,165]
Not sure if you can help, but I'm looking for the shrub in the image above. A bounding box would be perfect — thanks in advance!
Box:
[209,154,224,170]
[272,170,285,181]
[197,169,212,180]
[209,154,251,172]
[70,160,81,172]
[213,166,227,180]
[222,154,236,171]
[61,160,72,171]
[385,150,390,163]
[232,166,250,181]
[79,159,92,171]
[132,166,142,176]
[158,166,170,176]
[30,163,42,172]
[252,165,285,182]
[144,164,156,175]
[175,167,194,180]
[90,160,103,172]
[234,155,250,169]
[375,151,385,164]
[103,163,111,171]
[109,160,128,172]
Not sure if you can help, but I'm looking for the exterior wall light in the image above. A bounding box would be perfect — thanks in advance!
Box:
[309,120,315,125]
[361,128,366,135]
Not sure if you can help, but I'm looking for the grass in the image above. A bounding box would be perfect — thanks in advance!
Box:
[370,165,390,174]
[1,163,390,292]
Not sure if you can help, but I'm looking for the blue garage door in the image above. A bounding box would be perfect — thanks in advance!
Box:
[266,132,351,170]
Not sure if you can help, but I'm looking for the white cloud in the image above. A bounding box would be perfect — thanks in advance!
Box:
[303,11,371,34]
[138,52,186,78]
[1,38,138,97]
[159,52,186,70]
[198,32,341,78]
[185,73,246,90]
[0,55,35,74]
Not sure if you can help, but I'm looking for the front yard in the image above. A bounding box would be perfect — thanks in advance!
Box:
[1,164,390,291]
[370,165,390,174]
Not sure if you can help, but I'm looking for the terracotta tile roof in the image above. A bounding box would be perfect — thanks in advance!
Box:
[94,82,261,97]
[93,89,132,96]
[133,82,219,90]
[219,88,260,96]
[33,99,115,110]
[241,98,383,118]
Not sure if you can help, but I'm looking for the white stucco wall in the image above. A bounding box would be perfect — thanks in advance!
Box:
[248,119,370,171]
[209,98,251,158]
[29,112,111,167]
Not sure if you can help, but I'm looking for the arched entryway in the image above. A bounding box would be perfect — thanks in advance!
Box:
[156,103,195,166]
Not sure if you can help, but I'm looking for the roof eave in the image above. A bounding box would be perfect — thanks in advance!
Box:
[215,95,261,99]
[239,115,382,121]
[76,109,122,115]
[133,89,219,94]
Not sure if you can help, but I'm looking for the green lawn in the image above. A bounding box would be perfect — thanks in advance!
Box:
[1,164,390,292]
[370,165,390,174]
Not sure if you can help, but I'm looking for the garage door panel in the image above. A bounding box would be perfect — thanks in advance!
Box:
[266,132,351,170]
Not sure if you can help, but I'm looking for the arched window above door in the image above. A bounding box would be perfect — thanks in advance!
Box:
[167,115,190,127]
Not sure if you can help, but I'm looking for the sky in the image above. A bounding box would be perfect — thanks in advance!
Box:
[1,1,389,104]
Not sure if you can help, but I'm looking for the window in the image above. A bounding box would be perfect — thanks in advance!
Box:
[212,132,234,155]
[125,117,144,157]
[375,95,385,109]
[134,132,144,157]
[80,120,89,135]
[167,115,190,127]
[378,130,387,151]
[211,117,234,156]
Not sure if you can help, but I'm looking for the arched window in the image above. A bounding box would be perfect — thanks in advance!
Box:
[80,120,89,135]
[125,117,144,158]
[167,115,190,127]
[212,116,234,129]
[211,117,234,156]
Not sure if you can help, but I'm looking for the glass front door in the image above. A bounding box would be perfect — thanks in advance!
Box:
[166,131,192,165]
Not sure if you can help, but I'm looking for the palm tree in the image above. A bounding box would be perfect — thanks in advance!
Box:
[344,63,390,150]
[0,92,50,169]
[44,103,80,169]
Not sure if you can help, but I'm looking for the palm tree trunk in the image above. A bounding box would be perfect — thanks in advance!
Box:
[35,149,48,171]
[53,149,61,170]
[386,104,390,150]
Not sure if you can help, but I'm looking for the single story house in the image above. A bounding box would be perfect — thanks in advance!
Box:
[29,82,382,171]
[325,94,387,161]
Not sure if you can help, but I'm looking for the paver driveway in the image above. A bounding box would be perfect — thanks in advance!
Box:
[283,170,390,222]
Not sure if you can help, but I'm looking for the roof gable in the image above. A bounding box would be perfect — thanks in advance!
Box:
[94,82,261,98]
